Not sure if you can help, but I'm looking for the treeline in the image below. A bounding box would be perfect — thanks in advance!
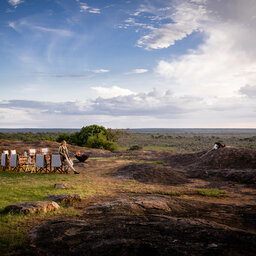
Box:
[0,125,129,151]
[0,132,58,141]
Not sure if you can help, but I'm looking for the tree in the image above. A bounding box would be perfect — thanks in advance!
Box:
[56,125,118,151]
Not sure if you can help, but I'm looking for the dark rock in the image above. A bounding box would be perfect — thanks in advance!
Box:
[45,194,81,204]
[4,201,60,214]
[30,216,256,256]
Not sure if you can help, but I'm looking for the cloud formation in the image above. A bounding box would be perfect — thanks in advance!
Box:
[239,85,256,98]
[92,69,110,74]
[137,1,207,49]
[78,1,101,14]
[125,69,148,75]
[0,85,255,127]
[91,86,134,99]
[8,0,23,8]
[154,0,256,100]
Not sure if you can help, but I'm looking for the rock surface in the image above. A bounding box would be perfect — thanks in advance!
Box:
[54,183,70,189]
[5,201,60,214]
[45,194,81,204]
[112,163,188,185]
[30,196,256,256]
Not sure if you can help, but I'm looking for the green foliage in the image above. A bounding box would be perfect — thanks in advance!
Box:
[76,125,108,146]
[86,133,117,151]
[56,125,119,151]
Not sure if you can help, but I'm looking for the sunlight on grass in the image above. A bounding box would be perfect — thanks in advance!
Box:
[195,188,226,198]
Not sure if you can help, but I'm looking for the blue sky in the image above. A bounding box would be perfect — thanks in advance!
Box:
[0,0,256,128]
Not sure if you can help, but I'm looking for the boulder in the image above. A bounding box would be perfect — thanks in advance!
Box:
[45,194,81,204]
[54,183,70,189]
[4,201,60,214]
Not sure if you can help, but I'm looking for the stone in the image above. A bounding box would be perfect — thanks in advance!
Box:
[4,201,60,214]
[45,194,81,204]
[54,183,70,189]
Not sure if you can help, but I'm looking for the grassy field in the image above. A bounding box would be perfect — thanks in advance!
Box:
[117,133,256,152]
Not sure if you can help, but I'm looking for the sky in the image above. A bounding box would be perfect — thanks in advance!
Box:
[0,0,256,128]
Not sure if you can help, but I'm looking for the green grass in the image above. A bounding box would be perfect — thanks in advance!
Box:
[0,170,95,254]
[195,189,226,198]
[151,161,164,165]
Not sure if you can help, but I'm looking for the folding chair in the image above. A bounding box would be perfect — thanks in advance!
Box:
[10,150,17,155]
[9,154,26,172]
[28,149,36,162]
[51,154,66,174]
[1,153,9,171]
[40,148,50,155]
[35,154,49,173]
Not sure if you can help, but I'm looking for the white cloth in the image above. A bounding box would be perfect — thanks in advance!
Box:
[10,154,18,167]
[36,154,45,168]
[51,154,62,167]
[1,153,7,166]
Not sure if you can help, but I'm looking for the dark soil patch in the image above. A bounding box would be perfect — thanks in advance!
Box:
[112,163,189,185]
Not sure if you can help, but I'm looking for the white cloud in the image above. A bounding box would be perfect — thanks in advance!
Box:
[125,69,148,75]
[79,1,101,14]
[239,85,256,98]
[138,1,207,49]
[155,0,256,100]
[92,69,110,74]
[1,87,256,127]
[8,21,16,29]
[33,25,73,37]
[91,86,134,99]
[122,0,207,50]
[8,0,23,8]
[8,20,73,37]
[80,3,89,12]
[89,8,101,14]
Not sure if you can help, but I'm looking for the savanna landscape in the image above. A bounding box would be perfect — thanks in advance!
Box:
[0,129,255,255]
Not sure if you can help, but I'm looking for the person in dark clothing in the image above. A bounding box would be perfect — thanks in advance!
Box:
[75,151,89,163]
[213,142,226,150]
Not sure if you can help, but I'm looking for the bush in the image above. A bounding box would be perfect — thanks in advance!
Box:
[86,133,117,151]
[128,145,143,151]
[57,125,118,151]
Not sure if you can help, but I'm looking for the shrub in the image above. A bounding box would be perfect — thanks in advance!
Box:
[129,145,143,151]
[57,125,119,151]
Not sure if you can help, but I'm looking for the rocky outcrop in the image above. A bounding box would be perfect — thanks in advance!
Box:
[112,163,188,185]
[5,201,60,214]
[45,194,81,204]
[29,195,256,256]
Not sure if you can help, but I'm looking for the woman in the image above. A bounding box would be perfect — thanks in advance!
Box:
[58,140,80,174]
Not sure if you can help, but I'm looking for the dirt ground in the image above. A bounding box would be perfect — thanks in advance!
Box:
[1,140,256,255]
